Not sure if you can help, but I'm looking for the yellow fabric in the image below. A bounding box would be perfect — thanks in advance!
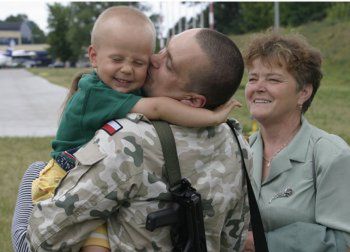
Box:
[31,159,67,203]
[32,160,110,249]
[83,224,110,249]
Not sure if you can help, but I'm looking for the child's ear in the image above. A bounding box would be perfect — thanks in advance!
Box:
[88,45,98,68]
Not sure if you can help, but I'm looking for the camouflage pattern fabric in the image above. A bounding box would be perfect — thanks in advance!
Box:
[27,113,252,252]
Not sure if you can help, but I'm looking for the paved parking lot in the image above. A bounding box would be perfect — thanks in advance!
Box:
[0,69,67,136]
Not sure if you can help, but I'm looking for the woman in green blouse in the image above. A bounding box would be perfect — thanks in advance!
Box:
[243,33,350,252]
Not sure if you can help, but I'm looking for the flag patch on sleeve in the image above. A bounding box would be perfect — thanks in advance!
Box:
[102,120,123,135]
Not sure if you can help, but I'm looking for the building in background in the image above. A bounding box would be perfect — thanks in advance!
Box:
[0,21,32,45]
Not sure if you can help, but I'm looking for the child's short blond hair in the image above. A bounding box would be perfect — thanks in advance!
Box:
[91,6,156,51]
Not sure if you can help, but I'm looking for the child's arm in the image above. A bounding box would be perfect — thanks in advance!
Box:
[131,97,241,127]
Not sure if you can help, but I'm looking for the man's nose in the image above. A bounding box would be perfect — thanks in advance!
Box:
[150,54,161,69]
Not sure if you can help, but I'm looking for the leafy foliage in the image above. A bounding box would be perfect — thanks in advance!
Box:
[4,14,28,22]
[47,3,72,63]
[239,2,274,33]
[213,2,241,34]
[327,2,350,22]
[280,2,331,27]
[199,2,333,35]
[38,2,346,64]
[47,2,149,65]
[27,21,46,43]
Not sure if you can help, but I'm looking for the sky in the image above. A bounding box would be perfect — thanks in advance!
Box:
[0,1,208,35]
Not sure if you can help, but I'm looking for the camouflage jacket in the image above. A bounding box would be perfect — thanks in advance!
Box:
[27,114,252,252]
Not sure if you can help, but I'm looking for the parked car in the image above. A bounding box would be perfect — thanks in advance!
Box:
[22,60,37,68]
[48,62,65,68]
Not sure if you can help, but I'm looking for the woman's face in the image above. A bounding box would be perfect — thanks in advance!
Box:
[245,58,309,125]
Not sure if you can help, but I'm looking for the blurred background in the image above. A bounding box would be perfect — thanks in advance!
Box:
[1,1,348,138]
[1,1,346,68]
[1,2,350,251]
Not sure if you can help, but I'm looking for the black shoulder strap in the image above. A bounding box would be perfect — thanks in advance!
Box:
[226,120,269,252]
[152,120,181,188]
[153,120,268,251]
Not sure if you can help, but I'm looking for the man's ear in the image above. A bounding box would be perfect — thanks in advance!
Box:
[180,93,206,108]
[298,84,313,105]
[88,45,98,68]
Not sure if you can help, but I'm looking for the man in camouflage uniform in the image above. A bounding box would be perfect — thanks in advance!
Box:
[27,28,252,251]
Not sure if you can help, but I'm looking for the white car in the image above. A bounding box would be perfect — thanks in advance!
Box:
[0,52,12,67]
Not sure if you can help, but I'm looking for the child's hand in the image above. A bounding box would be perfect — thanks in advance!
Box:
[213,99,242,124]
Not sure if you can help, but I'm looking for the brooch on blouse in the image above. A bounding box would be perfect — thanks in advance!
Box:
[269,188,293,204]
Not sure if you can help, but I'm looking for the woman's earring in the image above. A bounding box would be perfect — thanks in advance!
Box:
[297,103,302,111]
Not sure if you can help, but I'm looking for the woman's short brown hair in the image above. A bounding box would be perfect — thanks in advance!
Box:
[244,32,323,113]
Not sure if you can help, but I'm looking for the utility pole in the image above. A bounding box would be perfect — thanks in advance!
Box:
[170,2,175,36]
[209,2,214,29]
[274,1,280,32]
[199,2,205,28]
[178,3,182,33]
[192,4,196,28]
[184,3,188,30]
[159,2,164,49]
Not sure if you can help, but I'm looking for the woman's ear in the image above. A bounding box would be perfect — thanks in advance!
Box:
[298,84,313,105]
[180,93,206,108]
[88,45,98,68]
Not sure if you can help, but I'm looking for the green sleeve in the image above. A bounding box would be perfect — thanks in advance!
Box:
[82,86,142,132]
[315,148,350,237]
[266,222,348,251]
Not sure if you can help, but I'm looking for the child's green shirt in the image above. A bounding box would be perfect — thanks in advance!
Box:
[51,72,142,158]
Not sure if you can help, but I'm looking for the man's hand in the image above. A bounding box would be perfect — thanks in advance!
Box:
[213,98,242,124]
[243,231,255,252]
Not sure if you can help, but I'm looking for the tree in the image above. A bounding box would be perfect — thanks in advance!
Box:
[47,3,72,63]
[5,14,28,22]
[170,2,272,35]
[239,2,274,33]
[27,21,46,43]
[212,2,241,34]
[326,2,350,22]
[280,2,331,27]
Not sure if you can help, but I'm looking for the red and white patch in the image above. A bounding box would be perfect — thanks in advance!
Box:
[63,151,76,160]
[102,120,123,135]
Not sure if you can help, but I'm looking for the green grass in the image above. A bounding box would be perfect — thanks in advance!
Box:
[28,67,90,89]
[0,137,52,251]
[3,20,350,250]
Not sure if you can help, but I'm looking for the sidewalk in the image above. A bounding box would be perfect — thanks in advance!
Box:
[0,69,67,136]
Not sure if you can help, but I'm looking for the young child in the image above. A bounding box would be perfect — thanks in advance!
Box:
[31,6,240,252]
